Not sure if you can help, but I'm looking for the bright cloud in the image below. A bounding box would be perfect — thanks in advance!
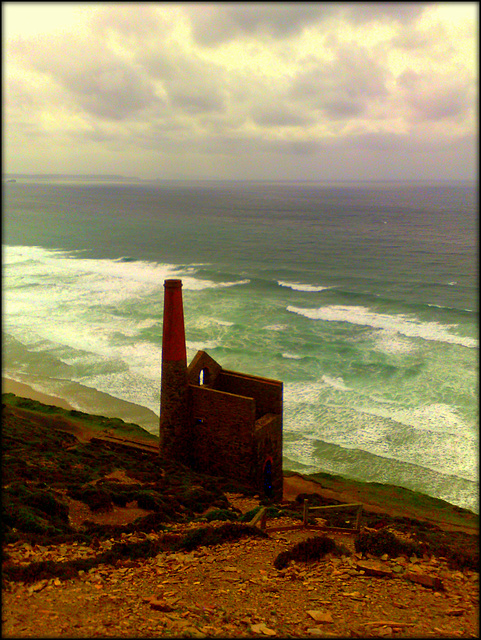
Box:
[3,2,477,180]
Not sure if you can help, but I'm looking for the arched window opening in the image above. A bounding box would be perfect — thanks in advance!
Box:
[199,367,210,385]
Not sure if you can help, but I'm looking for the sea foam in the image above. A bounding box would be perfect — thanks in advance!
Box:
[278,280,332,292]
[287,304,478,349]
[4,245,249,293]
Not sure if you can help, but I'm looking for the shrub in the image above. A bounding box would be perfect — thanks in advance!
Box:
[134,490,164,511]
[273,535,344,570]
[15,506,54,535]
[28,491,69,523]
[67,487,113,513]
[201,509,238,522]
[355,527,422,558]
[3,484,72,537]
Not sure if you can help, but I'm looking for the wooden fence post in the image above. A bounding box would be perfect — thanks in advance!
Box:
[303,499,309,526]
[355,505,362,531]
[249,506,267,528]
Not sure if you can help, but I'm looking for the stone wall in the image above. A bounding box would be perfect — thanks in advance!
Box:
[188,385,256,484]
[162,348,283,499]
[254,413,283,501]
[187,351,222,387]
[216,370,282,420]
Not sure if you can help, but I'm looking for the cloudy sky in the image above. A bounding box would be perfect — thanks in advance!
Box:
[4,2,477,181]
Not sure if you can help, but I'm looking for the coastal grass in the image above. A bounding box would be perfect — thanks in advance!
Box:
[296,471,478,529]
[2,393,158,442]
[2,398,255,547]
[3,393,478,580]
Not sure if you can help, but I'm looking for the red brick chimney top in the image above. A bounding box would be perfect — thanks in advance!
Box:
[162,279,187,362]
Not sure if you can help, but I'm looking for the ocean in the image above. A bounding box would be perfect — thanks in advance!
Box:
[3,178,478,513]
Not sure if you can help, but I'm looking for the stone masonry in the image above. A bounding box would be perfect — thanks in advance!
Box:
[159,279,283,500]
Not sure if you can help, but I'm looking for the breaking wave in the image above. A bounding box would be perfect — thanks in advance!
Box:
[287,304,478,349]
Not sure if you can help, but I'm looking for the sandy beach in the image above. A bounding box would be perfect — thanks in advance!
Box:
[2,377,74,411]
[2,375,161,433]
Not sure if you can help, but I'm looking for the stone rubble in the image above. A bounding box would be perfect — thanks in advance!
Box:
[3,516,479,638]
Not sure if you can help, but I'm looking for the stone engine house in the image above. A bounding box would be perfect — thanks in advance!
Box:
[159,279,283,500]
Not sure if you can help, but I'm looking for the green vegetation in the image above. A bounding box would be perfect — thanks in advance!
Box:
[2,393,157,442]
[238,505,305,524]
[301,470,478,529]
[2,393,478,585]
[355,527,422,558]
[273,535,349,570]
[196,508,239,523]
[354,525,478,571]
[2,399,246,545]
[3,483,72,537]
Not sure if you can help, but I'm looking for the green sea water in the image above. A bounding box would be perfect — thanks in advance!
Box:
[3,179,478,512]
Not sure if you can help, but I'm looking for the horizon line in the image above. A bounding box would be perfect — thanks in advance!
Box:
[4,174,475,184]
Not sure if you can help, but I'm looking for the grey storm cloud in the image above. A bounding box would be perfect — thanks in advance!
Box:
[194,130,324,156]
[4,2,475,180]
[398,69,472,123]
[64,62,159,121]
[390,15,455,53]
[139,49,226,115]
[117,120,322,157]
[347,130,476,153]
[187,4,334,45]
[410,87,471,122]
[347,2,433,25]
[258,137,323,155]
[289,45,388,119]
[187,3,431,46]
[250,105,318,128]
[92,3,166,40]
[11,34,160,121]
[392,27,436,51]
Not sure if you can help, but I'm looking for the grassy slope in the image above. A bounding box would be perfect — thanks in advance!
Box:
[2,392,159,443]
[2,392,478,574]
[284,470,478,533]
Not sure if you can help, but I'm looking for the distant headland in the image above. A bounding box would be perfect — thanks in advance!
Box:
[3,173,143,182]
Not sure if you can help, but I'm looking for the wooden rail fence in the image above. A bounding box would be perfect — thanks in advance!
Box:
[249,499,363,534]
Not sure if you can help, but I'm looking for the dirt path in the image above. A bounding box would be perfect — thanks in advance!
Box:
[3,515,479,639]
[3,482,479,638]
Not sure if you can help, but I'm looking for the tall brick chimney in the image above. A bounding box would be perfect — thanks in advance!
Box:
[159,279,190,461]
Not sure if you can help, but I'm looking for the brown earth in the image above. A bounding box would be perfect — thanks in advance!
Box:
[12,405,477,536]
[2,399,479,638]
[3,480,479,638]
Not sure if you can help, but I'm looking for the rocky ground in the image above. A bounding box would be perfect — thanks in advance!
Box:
[3,505,479,638]
[2,394,479,638]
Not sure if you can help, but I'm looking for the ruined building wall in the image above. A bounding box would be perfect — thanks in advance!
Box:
[160,284,283,500]
[254,413,283,500]
[216,371,283,420]
[187,351,222,387]
[189,386,256,484]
